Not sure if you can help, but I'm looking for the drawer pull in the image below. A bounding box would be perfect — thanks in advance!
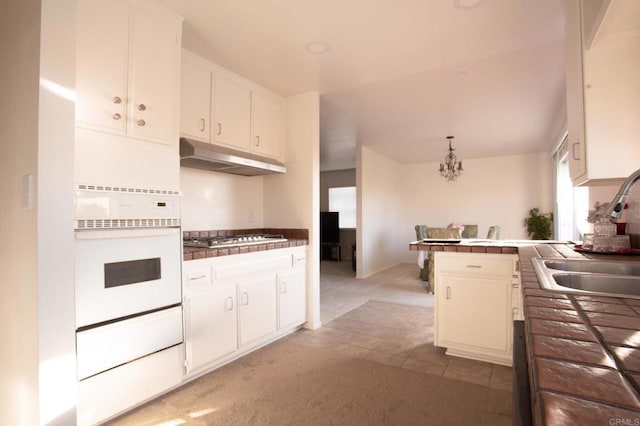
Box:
[512,283,520,288]
[188,274,206,281]
[466,265,482,269]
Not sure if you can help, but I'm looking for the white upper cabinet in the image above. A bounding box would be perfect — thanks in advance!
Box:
[252,92,284,159]
[179,49,285,162]
[180,60,212,142]
[213,75,252,151]
[76,0,129,135]
[76,0,182,146]
[565,0,640,185]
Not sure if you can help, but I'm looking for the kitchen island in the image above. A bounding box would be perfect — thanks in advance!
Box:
[411,240,640,425]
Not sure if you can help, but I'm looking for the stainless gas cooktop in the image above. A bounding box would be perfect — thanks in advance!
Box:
[183,234,288,249]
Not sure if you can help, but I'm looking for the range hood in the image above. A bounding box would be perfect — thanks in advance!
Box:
[180,137,286,176]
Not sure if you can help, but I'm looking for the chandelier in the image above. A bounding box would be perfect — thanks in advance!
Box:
[439,136,463,181]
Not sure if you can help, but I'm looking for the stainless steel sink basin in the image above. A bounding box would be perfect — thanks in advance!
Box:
[543,259,640,276]
[532,258,640,299]
[552,273,640,297]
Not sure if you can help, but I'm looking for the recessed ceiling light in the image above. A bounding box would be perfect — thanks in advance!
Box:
[305,41,330,55]
[452,69,470,78]
[453,0,485,10]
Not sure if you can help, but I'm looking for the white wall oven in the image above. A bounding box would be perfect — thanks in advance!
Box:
[74,185,183,380]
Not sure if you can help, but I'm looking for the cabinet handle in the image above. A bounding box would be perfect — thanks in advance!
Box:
[188,274,206,281]
[137,119,146,127]
[446,286,451,300]
[465,265,482,269]
[225,296,234,311]
[200,118,206,132]
[242,292,249,305]
[572,142,580,160]
[216,123,222,135]
[255,135,260,146]
[112,96,122,104]
[112,113,121,120]
[281,282,287,294]
[137,103,146,111]
[512,283,520,288]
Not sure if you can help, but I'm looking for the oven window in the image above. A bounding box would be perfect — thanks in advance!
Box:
[104,258,161,288]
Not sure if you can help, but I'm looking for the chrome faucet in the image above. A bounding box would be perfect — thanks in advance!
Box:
[605,168,640,220]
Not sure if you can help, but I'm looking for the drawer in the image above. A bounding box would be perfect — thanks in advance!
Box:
[183,267,212,290]
[436,253,516,278]
[213,255,291,280]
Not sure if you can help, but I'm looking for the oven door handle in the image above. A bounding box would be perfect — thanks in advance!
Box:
[75,227,180,240]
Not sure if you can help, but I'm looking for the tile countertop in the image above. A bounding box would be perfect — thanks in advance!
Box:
[183,239,308,261]
[183,228,309,261]
[519,244,640,425]
[411,240,640,424]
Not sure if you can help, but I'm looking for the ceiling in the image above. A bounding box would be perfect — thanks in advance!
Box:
[156,0,567,171]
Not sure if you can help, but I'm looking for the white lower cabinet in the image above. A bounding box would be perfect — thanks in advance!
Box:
[434,252,520,366]
[183,246,306,377]
[277,268,307,330]
[238,276,277,346]
[184,286,237,373]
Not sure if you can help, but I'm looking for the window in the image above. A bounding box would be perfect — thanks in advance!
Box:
[554,137,588,241]
[328,186,356,229]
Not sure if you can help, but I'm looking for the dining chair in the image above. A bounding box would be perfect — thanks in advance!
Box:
[487,225,501,240]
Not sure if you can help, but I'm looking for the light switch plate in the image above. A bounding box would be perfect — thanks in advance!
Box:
[22,174,33,209]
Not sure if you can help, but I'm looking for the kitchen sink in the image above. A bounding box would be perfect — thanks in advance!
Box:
[542,259,640,276]
[532,258,640,299]
[552,273,640,297]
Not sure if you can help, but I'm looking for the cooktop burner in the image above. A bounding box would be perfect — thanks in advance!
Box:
[183,234,288,249]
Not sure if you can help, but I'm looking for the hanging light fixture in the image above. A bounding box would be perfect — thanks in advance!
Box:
[439,136,463,181]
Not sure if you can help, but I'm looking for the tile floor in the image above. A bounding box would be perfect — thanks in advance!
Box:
[315,260,512,391]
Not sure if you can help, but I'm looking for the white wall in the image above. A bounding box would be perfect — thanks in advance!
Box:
[0,1,41,423]
[264,92,320,329]
[358,146,405,278]
[180,167,264,230]
[400,152,553,261]
[38,1,78,424]
[0,1,77,424]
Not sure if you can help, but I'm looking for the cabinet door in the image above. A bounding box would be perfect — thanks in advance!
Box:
[437,275,511,354]
[76,0,129,134]
[277,268,306,330]
[252,92,283,159]
[212,75,252,151]
[128,0,182,145]
[184,287,237,373]
[180,60,212,142]
[565,0,587,183]
[238,276,276,346]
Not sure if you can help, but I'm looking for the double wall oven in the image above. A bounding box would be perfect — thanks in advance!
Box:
[74,185,183,380]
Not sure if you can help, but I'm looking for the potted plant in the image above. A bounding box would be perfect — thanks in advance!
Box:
[524,208,553,240]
